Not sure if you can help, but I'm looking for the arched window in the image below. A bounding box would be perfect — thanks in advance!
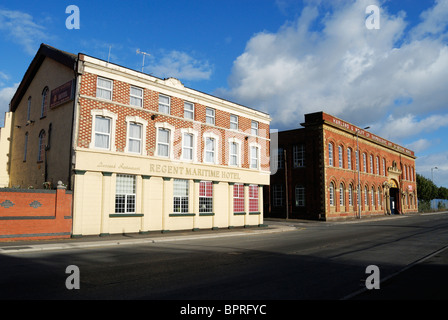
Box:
[329,143,334,166]
[329,182,335,206]
[38,130,46,162]
[347,148,352,170]
[378,186,382,207]
[363,153,367,172]
[41,87,49,118]
[339,183,345,207]
[348,184,353,206]
[338,146,343,168]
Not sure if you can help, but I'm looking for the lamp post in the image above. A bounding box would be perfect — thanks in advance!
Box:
[356,126,370,219]
[431,167,438,182]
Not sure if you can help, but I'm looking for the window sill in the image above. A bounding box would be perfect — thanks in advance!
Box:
[169,213,195,217]
[249,211,261,215]
[199,212,214,216]
[233,212,246,215]
[109,213,143,217]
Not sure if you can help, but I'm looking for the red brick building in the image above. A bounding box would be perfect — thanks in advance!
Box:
[4,44,271,237]
[265,112,418,221]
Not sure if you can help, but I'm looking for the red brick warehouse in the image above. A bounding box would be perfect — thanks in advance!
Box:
[264,111,418,221]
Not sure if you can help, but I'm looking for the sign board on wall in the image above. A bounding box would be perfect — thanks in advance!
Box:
[50,80,74,109]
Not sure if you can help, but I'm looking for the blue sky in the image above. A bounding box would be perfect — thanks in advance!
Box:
[1,0,447,188]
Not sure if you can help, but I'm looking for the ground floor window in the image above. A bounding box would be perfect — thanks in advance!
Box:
[233,183,245,213]
[295,185,305,207]
[273,185,284,207]
[115,174,136,213]
[249,184,259,212]
[174,179,189,213]
[199,181,213,213]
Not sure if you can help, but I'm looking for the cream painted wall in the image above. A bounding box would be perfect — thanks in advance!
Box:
[0,112,12,187]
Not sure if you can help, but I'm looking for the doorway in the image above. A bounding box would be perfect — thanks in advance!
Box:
[390,188,399,214]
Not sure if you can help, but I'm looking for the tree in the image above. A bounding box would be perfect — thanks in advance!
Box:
[438,186,448,200]
[416,173,438,202]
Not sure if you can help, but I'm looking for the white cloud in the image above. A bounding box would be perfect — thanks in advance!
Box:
[416,151,448,187]
[0,83,18,126]
[406,138,432,154]
[222,0,448,131]
[0,9,50,55]
[370,113,448,141]
[146,50,213,81]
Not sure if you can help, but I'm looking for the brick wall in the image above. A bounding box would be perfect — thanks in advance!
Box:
[0,187,72,241]
[78,72,270,170]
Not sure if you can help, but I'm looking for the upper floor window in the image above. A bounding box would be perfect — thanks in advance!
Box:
[338,145,343,168]
[157,128,170,157]
[206,108,215,125]
[96,77,113,100]
[205,137,215,163]
[182,133,194,160]
[362,153,367,172]
[127,122,142,154]
[130,86,143,107]
[159,94,170,114]
[329,143,334,166]
[229,141,239,166]
[230,114,238,130]
[184,102,194,120]
[27,97,31,121]
[250,145,259,169]
[347,148,352,170]
[293,144,305,168]
[24,132,28,162]
[251,121,258,136]
[38,130,46,162]
[94,116,111,149]
[41,87,49,117]
[369,155,373,174]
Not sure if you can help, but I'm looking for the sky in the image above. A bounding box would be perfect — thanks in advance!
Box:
[0,0,447,188]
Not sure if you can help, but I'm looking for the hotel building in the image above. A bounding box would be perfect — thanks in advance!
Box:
[4,44,271,236]
[265,112,418,220]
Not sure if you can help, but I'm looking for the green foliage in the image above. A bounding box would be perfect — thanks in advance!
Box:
[416,174,438,202]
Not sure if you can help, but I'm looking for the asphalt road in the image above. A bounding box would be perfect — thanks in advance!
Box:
[1,212,447,303]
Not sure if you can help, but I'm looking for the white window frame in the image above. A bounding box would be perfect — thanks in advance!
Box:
[228,138,242,167]
[199,181,213,214]
[125,115,147,155]
[181,128,198,162]
[251,120,258,136]
[184,101,194,120]
[249,142,261,170]
[115,174,136,214]
[329,182,335,206]
[347,148,352,170]
[338,145,343,168]
[96,77,113,101]
[329,143,334,166]
[130,86,143,108]
[155,122,175,159]
[173,179,189,213]
[203,132,220,164]
[89,109,117,151]
[230,114,238,130]
[159,94,170,114]
[206,108,215,125]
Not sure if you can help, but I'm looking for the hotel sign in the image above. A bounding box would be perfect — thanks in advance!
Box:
[50,80,74,109]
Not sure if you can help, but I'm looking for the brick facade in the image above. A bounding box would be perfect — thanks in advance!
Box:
[265,111,418,221]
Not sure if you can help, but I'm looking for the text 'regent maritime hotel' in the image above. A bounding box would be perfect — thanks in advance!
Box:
[4,44,271,236]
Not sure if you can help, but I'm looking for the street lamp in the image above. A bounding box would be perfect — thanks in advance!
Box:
[356,126,370,219]
[431,167,438,182]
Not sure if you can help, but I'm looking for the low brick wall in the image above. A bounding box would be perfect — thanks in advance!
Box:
[0,186,72,241]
